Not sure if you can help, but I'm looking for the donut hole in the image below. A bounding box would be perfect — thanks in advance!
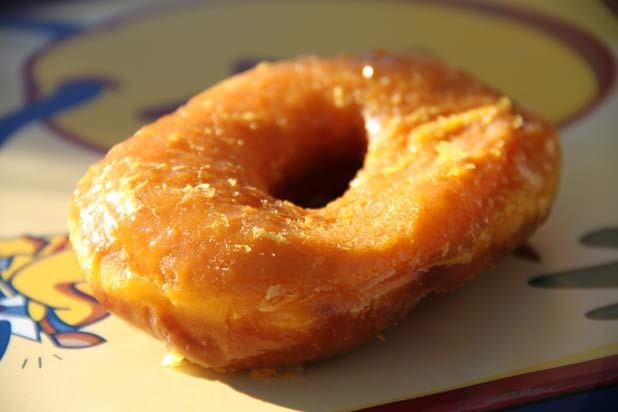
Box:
[275,126,367,209]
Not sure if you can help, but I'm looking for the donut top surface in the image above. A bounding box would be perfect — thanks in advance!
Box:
[69,52,560,368]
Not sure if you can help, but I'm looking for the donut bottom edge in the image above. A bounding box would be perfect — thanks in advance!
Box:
[83,216,544,373]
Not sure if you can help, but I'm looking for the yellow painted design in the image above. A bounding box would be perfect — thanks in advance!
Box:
[0,235,107,360]
[1,255,31,281]
[11,250,96,326]
[74,282,94,297]
[27,301,46,322]
[0,237,43,258]
[31,1,598,149]
[502,0,618,41]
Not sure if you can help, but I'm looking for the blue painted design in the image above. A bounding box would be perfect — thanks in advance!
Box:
[506,384,618,411]
[0,256,13,272]
[0,321,10,359]
[0,236,109,362]
[0,78,108,148]
[0,16,106,148]
[45,307,79,334]
[0,278,17,298]
[0,302,27,317]
[0,16,81,39]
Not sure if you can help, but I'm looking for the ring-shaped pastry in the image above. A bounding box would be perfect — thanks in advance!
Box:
[69,53,560,370]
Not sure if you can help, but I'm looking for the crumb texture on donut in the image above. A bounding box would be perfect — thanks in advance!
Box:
[69,52,560,370]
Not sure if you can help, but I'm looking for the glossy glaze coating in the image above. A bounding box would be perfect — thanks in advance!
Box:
[69,53,560,370]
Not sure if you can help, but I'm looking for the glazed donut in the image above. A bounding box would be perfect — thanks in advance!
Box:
[69,52,560,370]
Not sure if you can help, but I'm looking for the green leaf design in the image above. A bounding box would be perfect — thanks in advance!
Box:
[586,303,618,320]
[529,262,618,288]
[581,227,618,248]
[528,227,618,320]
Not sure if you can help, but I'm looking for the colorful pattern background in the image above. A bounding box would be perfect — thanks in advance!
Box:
[1,1,616,411]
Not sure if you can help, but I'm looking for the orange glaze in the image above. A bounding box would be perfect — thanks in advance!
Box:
[69,52,561,370]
